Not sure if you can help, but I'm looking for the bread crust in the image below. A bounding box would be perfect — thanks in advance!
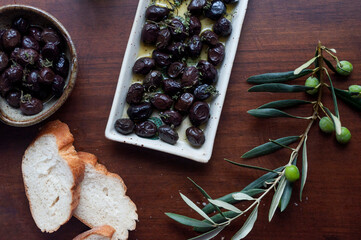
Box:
[74,152,138,239]
[73,225,116,240]
[22,120,85,233]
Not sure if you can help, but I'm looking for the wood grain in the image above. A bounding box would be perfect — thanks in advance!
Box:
[1,0,361,239]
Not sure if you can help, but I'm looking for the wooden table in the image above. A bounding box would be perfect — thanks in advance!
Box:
[1,0,361,239]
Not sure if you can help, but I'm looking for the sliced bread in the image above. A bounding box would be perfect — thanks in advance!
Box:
[22,120,85,233]
[74,152,138,240]
[73,225,115,240]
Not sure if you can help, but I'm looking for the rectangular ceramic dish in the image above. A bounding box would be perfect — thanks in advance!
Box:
[105,0,249,163]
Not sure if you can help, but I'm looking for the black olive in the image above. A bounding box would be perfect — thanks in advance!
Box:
[189,101,210,126]
[52,75,65,97]
[194,84,213,100]
[2,29,21,50]
[151,93,173,110]
[158,125,179,145]
[189,16,202,36]
[133,57,155,75]
[166,42,187,61]
[20,97,43,115]
[127,102,153,122]
[22,36,40,52]
[0,30,5,50]
[143,70,162,91]
[17,48,40,66]
[54,54,69,78]
[187,35,203,58]
[160,110,183,127]
[134,121,157,138]
[200,30,219,46]
[163,79,182,96]
[145,5,170,22]
[169,18,187,41]
[168,62,185,79]
[28,26,42,42]
[42,42,59,61]
[208,43,225,66]
[12,17,29,34]
[0,51,9,72]
[174,92,195,114]
[213,17,232,36]
[197,60,218,83]
[6,90,21,108]
[152,49,172,67]
[0,73,12,96]
[156,28,171,50]
[34,85,51,100]
[188,0,207,15]
[181,66,199,88]
[24,70,41,93]
[4,65,23,84]
[141,23,159,45]
[39,67,55,85]
[41,28,61,45]
[186,126,205,147]
[114,118,135,135]
[126,83,145,105]
[10,47,21,60]
[204,0,226,20]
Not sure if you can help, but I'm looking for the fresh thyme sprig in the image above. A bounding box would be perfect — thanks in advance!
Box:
[146,19,189,36]
[166,42,360,239]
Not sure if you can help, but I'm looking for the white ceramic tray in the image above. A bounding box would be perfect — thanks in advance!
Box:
[105,0,249,163]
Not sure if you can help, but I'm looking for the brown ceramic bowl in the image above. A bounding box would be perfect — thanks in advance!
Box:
[0,4,77,127]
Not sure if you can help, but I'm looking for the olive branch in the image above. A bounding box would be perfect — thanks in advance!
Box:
[165,42,360,239]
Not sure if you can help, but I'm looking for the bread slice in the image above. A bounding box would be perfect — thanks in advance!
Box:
[74,152,138,240]
[73,225,115,240]
[22,120,85,233]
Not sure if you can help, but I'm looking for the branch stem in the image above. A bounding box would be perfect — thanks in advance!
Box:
[221,42,327,226]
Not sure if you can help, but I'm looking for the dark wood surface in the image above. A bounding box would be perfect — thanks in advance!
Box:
[1,0,361,239]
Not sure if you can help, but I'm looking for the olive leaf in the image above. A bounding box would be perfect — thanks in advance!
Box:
[201,188,266,214]
[179,193,216,225]
[279,181,293,212]
[300,137,308,201]
[231,204,259,240]
[323,106,342,135]
[248,83,314,93]
[188,177,225,217]
[333,88,361,111]
[165,213,214,228]
[323,57,337,73]
[247,108,310,119]
[294,56,318,74]
[242,136,300,159]
[225,159,279,173]
[188,226,226,240]
[208,199,243,214]
[200,168,282,216]
[269,176,287,221]
[326,48,337,53]
[257,99,312,109]
[232,192,255,201]
[242,167,284,191]
[246,69,313,84]
[194,211,239,233]
[324,69,339,117]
